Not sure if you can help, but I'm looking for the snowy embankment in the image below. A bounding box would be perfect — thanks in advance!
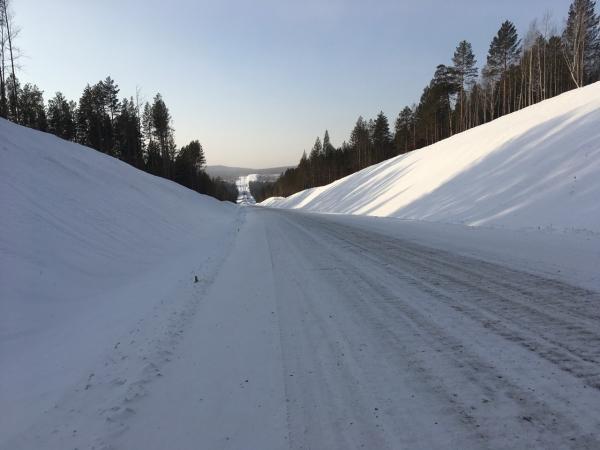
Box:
[262,83,600,233]
[0,118,238,447]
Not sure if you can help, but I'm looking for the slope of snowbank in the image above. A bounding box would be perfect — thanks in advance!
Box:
[261,196,285,206]
[262,83,600,232]
[0,118,238,446]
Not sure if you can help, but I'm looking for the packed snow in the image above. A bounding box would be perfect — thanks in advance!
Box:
[109,208,600,450]
[262,82,600,233]
[0,118,239,448]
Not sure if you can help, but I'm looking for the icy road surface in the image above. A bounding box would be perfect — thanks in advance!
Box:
[9,207,600,450]
[236,174,257,204]
[115,208,600,450]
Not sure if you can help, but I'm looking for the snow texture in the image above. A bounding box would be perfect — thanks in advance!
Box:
[262,83,600,233]
[0,118,239,448]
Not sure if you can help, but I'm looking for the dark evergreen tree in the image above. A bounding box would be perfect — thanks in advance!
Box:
[309,136,322,160]
[322,130,336,183]
[101,76,120,121]
[47,92,76,140]
[101,76,120,155]
[116,97,143,167]
[372,111,392,162]
[349,116,370,171]
[76,84,104,151]
[174,140,207,191]
[452,40,478,132]
[5,72,18,122]
[1,0,18,120]
[394,107,415,155]
[323,130,335,156]
[145,140,162,176]
[563,0,600,86]
[308,136,322,185]
[150,93,175,177]
[485,20,522,116]
[298,150,310,188]
[19,83,47,131]
[0,54,6,118]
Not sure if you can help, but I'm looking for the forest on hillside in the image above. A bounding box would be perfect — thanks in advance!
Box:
[0,0,238,203]
[251,0,600,202]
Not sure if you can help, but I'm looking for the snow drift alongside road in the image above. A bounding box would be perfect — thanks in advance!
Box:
[263,83,600,232]
[0,118,238,448]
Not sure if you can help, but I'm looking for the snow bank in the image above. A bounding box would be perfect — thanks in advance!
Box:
[262,83,600,232]
[0,118,238,444]
[261,196,285,206]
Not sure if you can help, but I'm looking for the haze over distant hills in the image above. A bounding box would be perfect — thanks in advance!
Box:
[205,165,291,182]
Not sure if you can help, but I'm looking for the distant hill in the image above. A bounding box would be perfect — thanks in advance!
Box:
[206,165,291,182]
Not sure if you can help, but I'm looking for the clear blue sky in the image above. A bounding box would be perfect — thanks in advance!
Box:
[17,0,571,168]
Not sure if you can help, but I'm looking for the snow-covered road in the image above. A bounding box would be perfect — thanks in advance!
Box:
[236,175,257,204]
[267,209,600,448]
[256,208,600,449]
[116,209,600,449]
[8,207,600,450]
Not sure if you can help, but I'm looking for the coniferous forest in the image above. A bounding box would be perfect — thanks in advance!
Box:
[251,0,600,202]
[0,0,238,202]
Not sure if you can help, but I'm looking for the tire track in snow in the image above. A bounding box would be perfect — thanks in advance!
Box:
[260,208,600,450]
[308,215,600,390]
[4,211,246,450]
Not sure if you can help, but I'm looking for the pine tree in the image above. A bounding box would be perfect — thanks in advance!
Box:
[394,107,414,154]
[145,140,162,176]
[101,76,120,121]
[309,136,322,185]
[76,84,108,152]
[76,85,92,145]
[150,93,174,177]
[19,83,47,131]
[309,136,322,160]
[101,76,120,154]
[562,0,600,86]
[48,91,75,140]
[1,0,18,120]
[0,15,6,119]
[323,130,334,155]
[452,40,478,132]
[174,140,207,191]
[116,97,143,167]
[141,102,153,144]
[486,20,521,115]
[5,72,18,121]
[432,65,458,139]
[322,130,336,182]
[298,150,309,189]
[349,116,370,171]
[372,111,392,162]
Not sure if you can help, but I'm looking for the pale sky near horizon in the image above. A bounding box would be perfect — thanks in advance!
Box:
[17,0,571,168]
